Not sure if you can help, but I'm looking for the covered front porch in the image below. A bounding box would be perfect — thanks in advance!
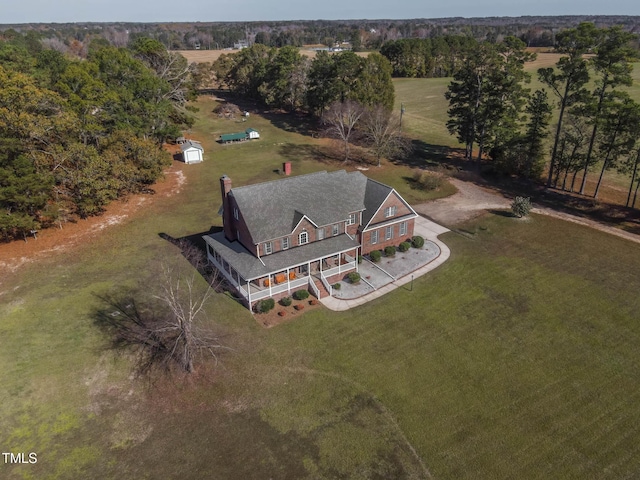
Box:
[202,232,359,307]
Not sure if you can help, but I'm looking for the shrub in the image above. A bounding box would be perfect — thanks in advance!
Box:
[256,298,275,313]
[294,304,304,311]
[293,289,309,300]
[511,196,532,218]
[278,310,286,317]
[309,299,318,305]
[333,282,341,290]
[412,235,425,248]
[357,255,363,264]
[279,296,292,307]
[412,171,443,191]
[370,250,382,262]
[384,245,396,257]
[398,241,411,252]
[348,272,361,284]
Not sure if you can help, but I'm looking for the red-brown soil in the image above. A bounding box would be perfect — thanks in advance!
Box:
[0,162,186,277]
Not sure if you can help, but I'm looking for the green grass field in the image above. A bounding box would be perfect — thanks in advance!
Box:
[2,80,640,479]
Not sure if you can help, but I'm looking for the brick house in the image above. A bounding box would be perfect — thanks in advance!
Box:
[202,170,417,308]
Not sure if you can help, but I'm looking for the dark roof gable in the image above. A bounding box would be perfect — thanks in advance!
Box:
[229,170,412,244]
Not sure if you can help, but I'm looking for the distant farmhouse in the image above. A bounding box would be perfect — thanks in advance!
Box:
[180,140,204,164]
[203,170,417,309]
[219,128,260,144]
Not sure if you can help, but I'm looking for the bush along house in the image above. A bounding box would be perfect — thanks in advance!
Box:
[202,170,418,309]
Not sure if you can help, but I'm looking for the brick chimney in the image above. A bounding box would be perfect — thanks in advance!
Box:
[220,175,235,241]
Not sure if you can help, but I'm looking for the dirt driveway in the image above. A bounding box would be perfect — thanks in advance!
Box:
[413,178,510,225]
[415,177,640,246]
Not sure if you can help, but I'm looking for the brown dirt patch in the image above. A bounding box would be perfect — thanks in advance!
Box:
[0,161,186,277]
[255,299,323,328]
[175,48,370,64]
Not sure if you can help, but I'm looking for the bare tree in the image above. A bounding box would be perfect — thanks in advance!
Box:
[322,100,364,162]
[360,105,410,167]
[94,240,227,376]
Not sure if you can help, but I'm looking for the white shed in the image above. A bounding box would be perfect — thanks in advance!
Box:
[246,128,260,140]
[181,140,204,164]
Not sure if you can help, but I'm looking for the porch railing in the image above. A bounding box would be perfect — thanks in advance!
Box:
[318,272,333,297]
[245,275,308,303]
[322,260,356,278]
[308,276,320,299]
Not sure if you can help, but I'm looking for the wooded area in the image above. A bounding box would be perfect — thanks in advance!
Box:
[442,24,640,206]
[0,36,201,241]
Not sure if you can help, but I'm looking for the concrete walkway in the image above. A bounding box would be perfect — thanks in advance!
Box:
[320,216,451,311]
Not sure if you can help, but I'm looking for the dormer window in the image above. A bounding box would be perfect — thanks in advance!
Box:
[347,213,357,225]
[282,237,289,250]
[299,230,308,245]
[264,242,273,255]
[332,224,339,236]
[384,206,397,218]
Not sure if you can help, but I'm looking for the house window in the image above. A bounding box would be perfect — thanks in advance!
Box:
[385,225,393,240]
[233,207,239,220]
[282,237,289,250]
[317,228,325,240]
[332,224,339,236]
[399,221,407,236]
[264,242,273,255]
[371,230,379,244]
[299,230,308,245]
[347,213,357,225]
[384,206,397,218]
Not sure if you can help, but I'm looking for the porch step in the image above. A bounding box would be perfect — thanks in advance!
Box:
[313,277,330,299]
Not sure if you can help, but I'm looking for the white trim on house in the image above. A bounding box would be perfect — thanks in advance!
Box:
[362,189,419,231]
[361,214,417,232]
[399,221,407,237]
[291,213,319,233]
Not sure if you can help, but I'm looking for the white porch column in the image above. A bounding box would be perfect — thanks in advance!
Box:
[247,280,251,305]
[286,267,291,293]
[268,275,272,297]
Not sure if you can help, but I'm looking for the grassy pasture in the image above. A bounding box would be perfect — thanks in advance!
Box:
[394,57,640,202]
[2,83,640,479]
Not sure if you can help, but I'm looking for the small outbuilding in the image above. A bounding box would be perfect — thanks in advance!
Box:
[180,140,204,164]
[219,129,261,144]
[246,128,260,140]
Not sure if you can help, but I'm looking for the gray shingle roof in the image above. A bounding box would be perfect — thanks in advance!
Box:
[362,177,393,228]
[231,170,369,243]
[180,140,203,152]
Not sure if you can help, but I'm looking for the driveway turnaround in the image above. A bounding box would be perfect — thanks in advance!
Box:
[320,216,450,311]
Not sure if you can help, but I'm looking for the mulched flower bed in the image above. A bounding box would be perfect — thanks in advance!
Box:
[255,298,323,328]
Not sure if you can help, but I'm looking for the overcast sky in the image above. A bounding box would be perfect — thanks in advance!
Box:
[2,0,640,24]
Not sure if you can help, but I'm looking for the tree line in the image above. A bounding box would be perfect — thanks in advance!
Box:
[3,16,639,53]
[212,45,395,113]
[380,36,478,78]
[0,36,199,241]
[212,45,405,164]
[444,24,640,207]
